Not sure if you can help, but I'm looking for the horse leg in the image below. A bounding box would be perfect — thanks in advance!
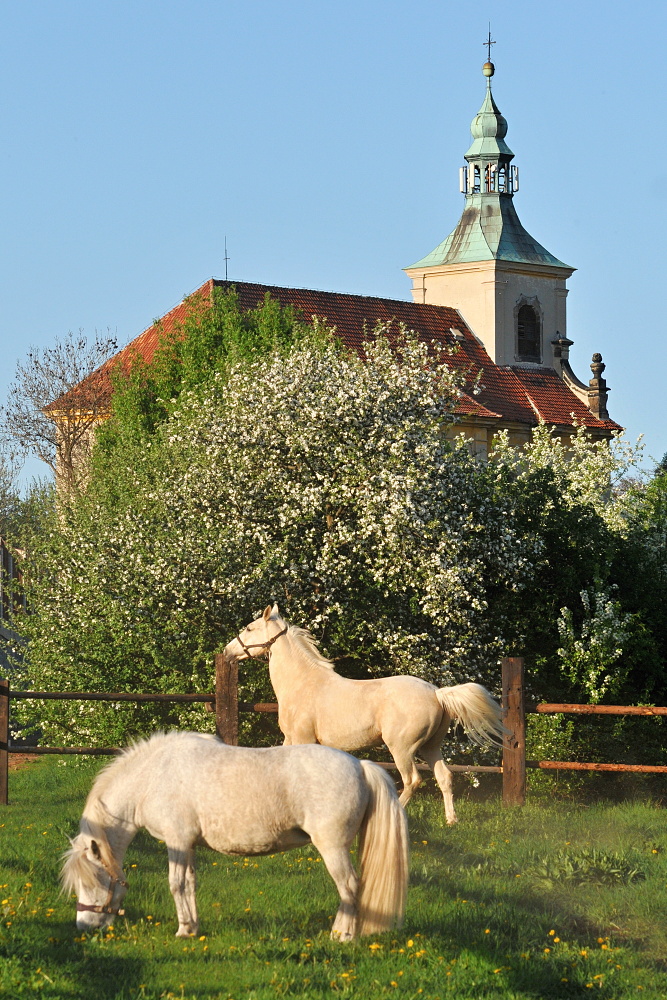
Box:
[386,744,422,807]
[420,736,458,825]
[167,846,199,937]
[315,842,359,942]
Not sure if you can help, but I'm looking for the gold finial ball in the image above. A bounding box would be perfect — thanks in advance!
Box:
[482,61,495,77]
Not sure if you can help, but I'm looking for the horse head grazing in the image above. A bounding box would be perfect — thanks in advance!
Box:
[61,830,128,931]
[224,603,288,661]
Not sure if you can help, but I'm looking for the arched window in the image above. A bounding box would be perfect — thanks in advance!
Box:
[473,165,481,193]
[517,304,541,361]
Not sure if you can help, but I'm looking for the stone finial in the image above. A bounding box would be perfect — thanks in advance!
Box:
[588,353,610,420]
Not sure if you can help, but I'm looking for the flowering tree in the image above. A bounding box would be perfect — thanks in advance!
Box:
[16,330,535,745]
[13,293,666,752]
[556,586,634,704]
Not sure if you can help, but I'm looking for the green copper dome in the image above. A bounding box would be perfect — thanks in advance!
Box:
[466,81,513,159]
[407,65,571,271]
[409,196,569,268]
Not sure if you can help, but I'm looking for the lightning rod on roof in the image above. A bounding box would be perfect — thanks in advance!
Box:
[224,236,230,281]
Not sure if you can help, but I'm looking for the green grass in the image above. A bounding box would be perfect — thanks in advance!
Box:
[1,758,667,999]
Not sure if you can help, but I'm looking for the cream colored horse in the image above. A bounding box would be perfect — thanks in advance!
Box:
[226,605,506,825]
[62,731,408,941]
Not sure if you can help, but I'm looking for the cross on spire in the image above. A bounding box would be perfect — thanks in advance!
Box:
[484,27,495,62]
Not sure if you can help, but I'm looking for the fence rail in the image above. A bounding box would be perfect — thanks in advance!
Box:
[2,658,666,805]
[536,703,667,716]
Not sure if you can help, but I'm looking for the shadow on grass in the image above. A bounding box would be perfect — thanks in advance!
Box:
[1,924,145,1000]
[411,871,667,996]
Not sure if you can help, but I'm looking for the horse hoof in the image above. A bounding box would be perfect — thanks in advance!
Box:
[330,929,355,943]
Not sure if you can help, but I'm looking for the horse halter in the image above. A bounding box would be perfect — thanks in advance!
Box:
[234,623,288,659]
[76,858,129,918]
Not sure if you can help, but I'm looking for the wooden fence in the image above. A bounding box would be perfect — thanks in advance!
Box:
[2,657,667,806]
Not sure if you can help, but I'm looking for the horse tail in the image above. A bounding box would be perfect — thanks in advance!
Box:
[356,760,409,937]
[435,682,507,747]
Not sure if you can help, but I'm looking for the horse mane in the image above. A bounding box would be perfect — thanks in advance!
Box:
[88,731,219,804]
[287,625,336,671]
[62,731,218,893]
[61,836,102,894]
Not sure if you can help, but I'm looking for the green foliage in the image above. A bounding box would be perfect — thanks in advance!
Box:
[17,319,535,746]
[556,585,633,704]
[514,847,646,888]
[95,286,330,451]
[524,713,585,799]
[11,289,667,757]
[487,427,667,709]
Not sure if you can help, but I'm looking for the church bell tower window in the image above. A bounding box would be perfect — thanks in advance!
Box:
[516,303,541,362]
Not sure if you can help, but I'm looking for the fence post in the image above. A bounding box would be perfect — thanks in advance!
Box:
[215,654,239,745]
[0,679,9,805]
[502,657,526,807]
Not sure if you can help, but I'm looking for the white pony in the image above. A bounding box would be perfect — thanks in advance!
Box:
[225,605,506,825]
[61,731,408,941]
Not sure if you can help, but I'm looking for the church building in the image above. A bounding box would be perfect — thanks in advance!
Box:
[53,59,621,459]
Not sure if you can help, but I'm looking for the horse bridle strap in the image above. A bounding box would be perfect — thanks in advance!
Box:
[235,624,288,658]
[76,865,129,917]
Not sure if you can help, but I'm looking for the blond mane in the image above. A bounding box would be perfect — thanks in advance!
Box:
[61,839,101,894]
[62,733,218,894]
[287,625,336,671]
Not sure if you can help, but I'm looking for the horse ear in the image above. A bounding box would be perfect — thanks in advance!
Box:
[272,602,280,616]
[263,605,272,621]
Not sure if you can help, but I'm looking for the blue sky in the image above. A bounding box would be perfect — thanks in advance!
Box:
[1,0,664,485]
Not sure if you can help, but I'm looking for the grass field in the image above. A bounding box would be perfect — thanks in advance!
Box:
[1,756,666,1000]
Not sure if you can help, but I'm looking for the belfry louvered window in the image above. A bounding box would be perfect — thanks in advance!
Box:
[517,304,541,362]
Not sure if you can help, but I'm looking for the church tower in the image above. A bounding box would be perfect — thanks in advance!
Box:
[404,58,575,372]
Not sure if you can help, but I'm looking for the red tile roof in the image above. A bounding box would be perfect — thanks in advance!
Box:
[49,278,621,435]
